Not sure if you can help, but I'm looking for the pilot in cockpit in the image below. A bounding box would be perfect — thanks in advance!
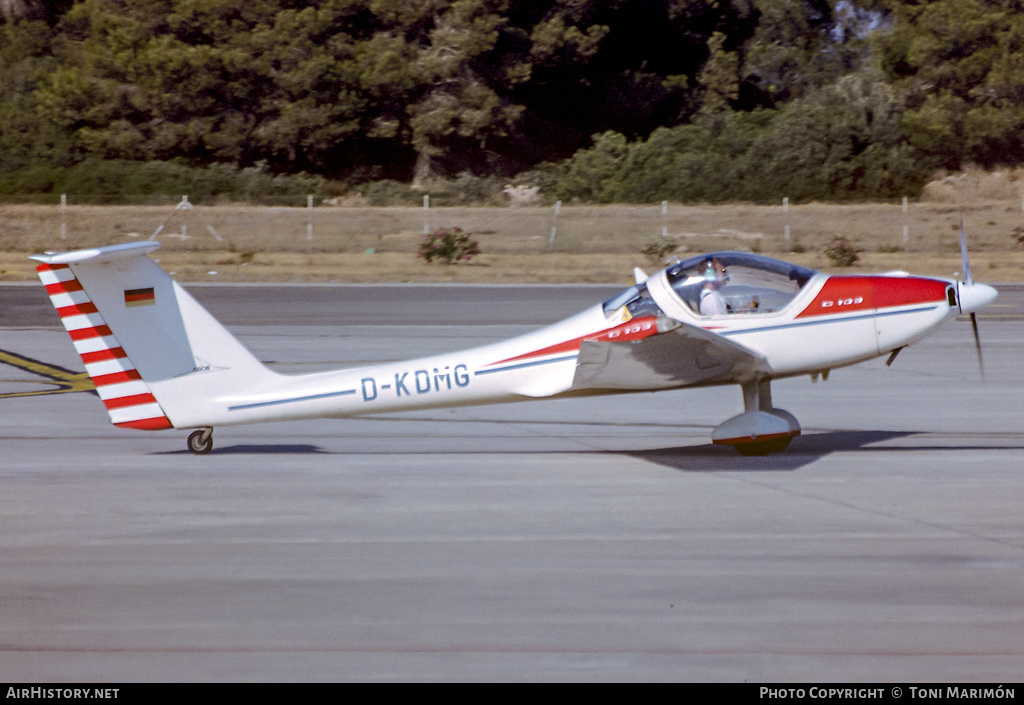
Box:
[698,258,729,316]
[695,257,761,316]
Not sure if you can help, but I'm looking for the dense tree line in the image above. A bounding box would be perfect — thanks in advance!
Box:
[1,0,1023,202]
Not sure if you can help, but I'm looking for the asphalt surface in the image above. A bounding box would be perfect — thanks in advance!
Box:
[5,281,1024,328]
[2,283,1023,682]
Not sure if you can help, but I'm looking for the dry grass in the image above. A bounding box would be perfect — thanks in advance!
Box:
[3,198,1024,283]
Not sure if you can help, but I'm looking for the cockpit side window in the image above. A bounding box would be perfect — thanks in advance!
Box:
[602,283,661,319]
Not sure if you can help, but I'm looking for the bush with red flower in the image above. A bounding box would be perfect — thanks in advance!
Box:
[417,227,482,264]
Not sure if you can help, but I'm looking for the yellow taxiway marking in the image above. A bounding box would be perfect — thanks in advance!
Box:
[0,349,94,398]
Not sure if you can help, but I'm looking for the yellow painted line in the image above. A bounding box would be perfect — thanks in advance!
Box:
[0,349,95,398]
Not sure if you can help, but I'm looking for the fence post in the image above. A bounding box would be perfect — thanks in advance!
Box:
[307,194,314,241]
[423,194,430,235]
[60,194,67,240]
[661,201,668,238]
[548,200,562,252]
[783,197,790,242]
[902,196,909,243]
[178,195,192,240]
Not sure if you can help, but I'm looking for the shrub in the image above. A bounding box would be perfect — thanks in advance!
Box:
[361,174,509,207]
[0,159,324,205]
[823,236,863,267]
[640,237,678,263]
[364,179,418,206]
[417,227,481,264]
[435,173,506,205]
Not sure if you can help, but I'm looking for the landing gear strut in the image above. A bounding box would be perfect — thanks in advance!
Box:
[187,428,213,455]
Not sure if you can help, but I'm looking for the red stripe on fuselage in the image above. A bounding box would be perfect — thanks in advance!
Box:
[797,276,947,318]
[586,316,662,344]
[871,276,949,309]
[487,316,662,367]
[493,337,581,365]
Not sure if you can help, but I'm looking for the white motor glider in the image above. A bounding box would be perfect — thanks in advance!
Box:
[33,237,997,455]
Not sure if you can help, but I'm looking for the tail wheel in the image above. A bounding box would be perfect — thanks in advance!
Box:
[187,429,213,455]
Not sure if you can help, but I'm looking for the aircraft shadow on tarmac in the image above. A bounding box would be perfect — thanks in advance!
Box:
[152,428,1024,470]
[627,430,1024,472]
[157,444,330,455]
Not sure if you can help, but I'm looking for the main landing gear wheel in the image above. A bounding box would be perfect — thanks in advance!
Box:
[187,428,213,455]
[734,436,792,456]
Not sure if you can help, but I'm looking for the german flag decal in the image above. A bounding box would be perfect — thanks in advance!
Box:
[124,287,155,307]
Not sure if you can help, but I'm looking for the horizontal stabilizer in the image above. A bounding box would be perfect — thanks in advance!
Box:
[31,241,161,267]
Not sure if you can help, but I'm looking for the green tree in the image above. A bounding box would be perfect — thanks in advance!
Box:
[0,19,66,171]
[876,0,1024,168]
[553,74,927,203]
[400,0,524,181]
[698,31,740,114]
[750,74,924,200]
[35,1,370,172]
[553,130,632,202]
[742,0,869,105]
[0,0,942,194]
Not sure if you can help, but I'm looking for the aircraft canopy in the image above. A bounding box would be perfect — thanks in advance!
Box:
[665,252,816,315]
[603,252,817,318]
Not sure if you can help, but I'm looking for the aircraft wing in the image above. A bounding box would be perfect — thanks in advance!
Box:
[571,322,766,392]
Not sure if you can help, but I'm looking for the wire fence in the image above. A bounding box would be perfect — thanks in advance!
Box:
[2,194,1023,258]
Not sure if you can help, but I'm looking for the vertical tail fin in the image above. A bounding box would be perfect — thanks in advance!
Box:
[35,254,173,430]
[32,242,278,430]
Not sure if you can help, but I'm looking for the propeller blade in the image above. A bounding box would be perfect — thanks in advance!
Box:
[970,311,985,379]
[959,217,973,285]
[958,221,989,378]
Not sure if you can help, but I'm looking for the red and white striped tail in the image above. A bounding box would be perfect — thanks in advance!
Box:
[37,262,173,431]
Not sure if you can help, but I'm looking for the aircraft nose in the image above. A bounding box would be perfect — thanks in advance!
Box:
[957,281,998,314]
